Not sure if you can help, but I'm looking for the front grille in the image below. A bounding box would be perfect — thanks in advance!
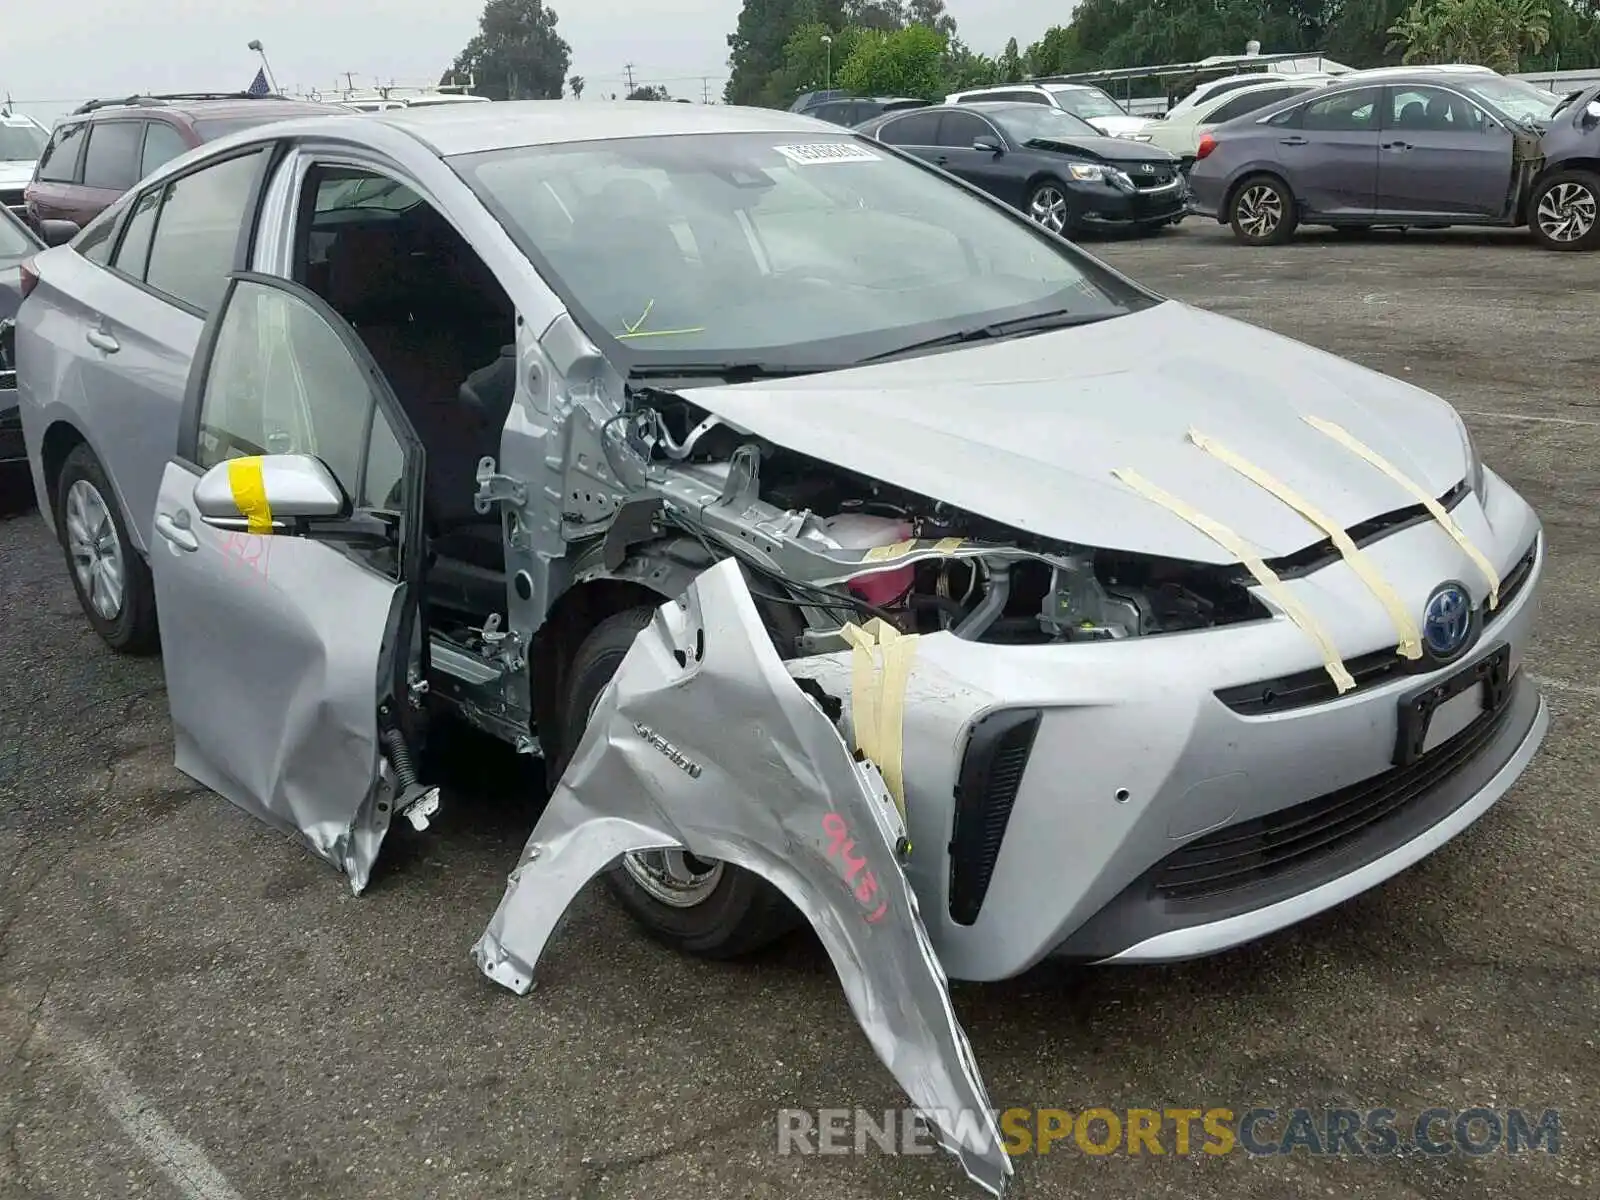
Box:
[1154,678,1516,902]
[1216,535,1538,716]
[948,708,1040,925]
[1122,162,1178,189]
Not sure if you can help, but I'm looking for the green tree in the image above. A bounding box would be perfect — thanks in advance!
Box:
[1387,0,1551,72]
[837,23,948,98]
[945,37,999,89]
[725,0,843,104]
[627,84,672,100]
[447,0,571,100]
[996,36,1025,82]
[567,74,584,97]
[907,0,958,37]
[767,23,866,104]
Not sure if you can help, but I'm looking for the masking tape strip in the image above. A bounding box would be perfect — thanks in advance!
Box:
[1305,415,1499,610]
[861,537,968,562]
[840,619,918,819]
[1112,468,1355,694]
[1188,429,1422,660]
[226,457,274,535]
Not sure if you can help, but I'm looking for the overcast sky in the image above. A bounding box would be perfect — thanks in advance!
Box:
[5,0,1074,124]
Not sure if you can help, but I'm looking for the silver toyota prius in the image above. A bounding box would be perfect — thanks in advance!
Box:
[13,100,1546,1195]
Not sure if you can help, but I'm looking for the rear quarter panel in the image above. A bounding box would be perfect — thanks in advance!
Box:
[1186,129,1291,219]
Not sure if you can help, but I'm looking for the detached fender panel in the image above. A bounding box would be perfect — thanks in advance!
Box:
[473,558,1012,1197]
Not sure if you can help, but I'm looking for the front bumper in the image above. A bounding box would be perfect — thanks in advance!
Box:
[791,473,1545,981]
[1072,178,1188,229]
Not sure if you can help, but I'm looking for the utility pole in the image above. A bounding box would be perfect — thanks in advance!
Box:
[701,76,709,104]
[343,71,356,92]
[624,63,636,92]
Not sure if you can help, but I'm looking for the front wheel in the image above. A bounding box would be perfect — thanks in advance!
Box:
[1528,170,1600,251]
[557,608,802,960]
[1026,181,1073,236]
[1229,175,1298,245]
[54,443,158,654]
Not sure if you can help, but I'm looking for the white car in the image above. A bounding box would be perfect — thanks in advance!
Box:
[0,111,50,219]
[1163,71,1333,121]
[945,82,1147,138]
[1134,77,1330,162]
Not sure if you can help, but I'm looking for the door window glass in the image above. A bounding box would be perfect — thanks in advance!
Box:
[81,121,143,191]
[1301,87,1381,132]
[112,187,161,280]
[195,279,394,510]
[1385,87,1486,133]
[877,110,941,145]
[144,149,264,313]
[73,197,127,264]
[35,123,87,183]
[140,122,190,177]
[936,112,994,147]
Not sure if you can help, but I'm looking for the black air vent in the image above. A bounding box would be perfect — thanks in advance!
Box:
[948,709,1040,925]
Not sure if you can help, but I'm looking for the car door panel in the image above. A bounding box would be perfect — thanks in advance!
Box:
[1283,87,1382,216]
[149,272,427,893]
[1378,87,1514,216]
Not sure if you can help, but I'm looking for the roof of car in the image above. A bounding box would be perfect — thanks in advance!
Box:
[68,94,345,122]
[366,100,844,156]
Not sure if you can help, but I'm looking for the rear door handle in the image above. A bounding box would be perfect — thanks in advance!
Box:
[85,328,120,353]
[1279,136,1307,146]
[154,511,198,552]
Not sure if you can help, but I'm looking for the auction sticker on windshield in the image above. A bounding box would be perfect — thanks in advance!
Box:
[775,143,881,164]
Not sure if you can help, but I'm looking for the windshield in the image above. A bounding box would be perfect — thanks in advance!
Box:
[0,211,36,258]
[0,122,48,162]
[1047,87,1126,121]
[1458,76,1562,122]
[451,132,1152,370]
[991,105,1105,143]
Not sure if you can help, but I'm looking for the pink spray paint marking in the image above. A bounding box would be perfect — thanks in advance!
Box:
[822,811,889,924]
[221,531,273,581]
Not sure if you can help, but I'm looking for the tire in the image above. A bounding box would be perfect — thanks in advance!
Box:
[557,608,802,960]
[1025,180,1073,237]
[54,443,159,654]
[1527,169,1600,251]
[1229,175,1299,245]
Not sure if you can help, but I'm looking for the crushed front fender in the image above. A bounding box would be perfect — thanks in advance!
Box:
[473,558,1012,1196]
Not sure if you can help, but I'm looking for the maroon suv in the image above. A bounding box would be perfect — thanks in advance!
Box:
[24,92,345,233]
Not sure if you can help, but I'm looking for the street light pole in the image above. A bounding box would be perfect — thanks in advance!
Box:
[821,34,833,90]
[247,39,281,94]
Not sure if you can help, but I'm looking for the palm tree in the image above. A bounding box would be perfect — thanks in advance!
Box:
[1388,0,1551,73]
[568,74,585,99]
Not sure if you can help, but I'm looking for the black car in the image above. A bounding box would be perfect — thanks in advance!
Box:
[857,102,1187,236]
[1,204,41,512]
[801,95,930,127]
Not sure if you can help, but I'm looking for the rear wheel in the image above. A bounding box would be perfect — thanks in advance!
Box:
[1229,175,1298,245]
[557,608,801,959]
[54,443,158,654]
[1528,169,1600,251]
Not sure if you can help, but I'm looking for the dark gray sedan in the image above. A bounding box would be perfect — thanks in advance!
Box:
[1186,69,1600,251]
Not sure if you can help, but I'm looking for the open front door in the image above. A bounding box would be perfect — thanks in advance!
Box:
[148,272,432,892]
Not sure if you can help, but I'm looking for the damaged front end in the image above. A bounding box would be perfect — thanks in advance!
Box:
[474,558,1013,1195]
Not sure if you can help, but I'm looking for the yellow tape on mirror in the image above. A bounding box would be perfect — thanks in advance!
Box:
[226,456,274,535]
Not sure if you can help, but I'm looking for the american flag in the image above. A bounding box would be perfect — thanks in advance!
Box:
[247,67,271,97]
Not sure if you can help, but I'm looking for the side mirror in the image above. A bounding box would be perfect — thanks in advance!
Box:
[973,136,1003,154]
[192,454,348,533]
[39,219,79,247]
[1585,100,1600,124]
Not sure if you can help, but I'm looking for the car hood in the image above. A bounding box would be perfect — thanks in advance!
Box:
[1085,114,1148,137]
[0,160,35,188]
[1025,135,1176,164]
[676,302,1469,566]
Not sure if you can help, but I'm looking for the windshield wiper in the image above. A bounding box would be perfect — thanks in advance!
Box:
[625,362,818,385]
[853,309,1115,365]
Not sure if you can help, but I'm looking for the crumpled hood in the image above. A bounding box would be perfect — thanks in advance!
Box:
[1086,114,1148,138]
[679,301,1469,566]
[1028,135,1175,164]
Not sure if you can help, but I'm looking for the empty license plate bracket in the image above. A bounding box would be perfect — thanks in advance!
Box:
[1393,644,1510,767]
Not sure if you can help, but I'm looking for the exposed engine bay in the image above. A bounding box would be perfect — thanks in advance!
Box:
[616,391,1270,653]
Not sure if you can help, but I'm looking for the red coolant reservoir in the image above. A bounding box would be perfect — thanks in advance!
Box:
[823,513,915,607]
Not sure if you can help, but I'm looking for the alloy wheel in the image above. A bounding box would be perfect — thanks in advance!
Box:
[1236,184,1283,240]
[1029,185,1069,234]
[64,479,124,622]
[1536,181,1597,244]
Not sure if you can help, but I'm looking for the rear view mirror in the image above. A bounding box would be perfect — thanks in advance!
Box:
[192,454,347,533]
[38,220,79,247]
[973,136,1003,153]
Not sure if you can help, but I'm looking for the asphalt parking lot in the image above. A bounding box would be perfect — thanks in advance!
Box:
[1,221,1597,1200]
